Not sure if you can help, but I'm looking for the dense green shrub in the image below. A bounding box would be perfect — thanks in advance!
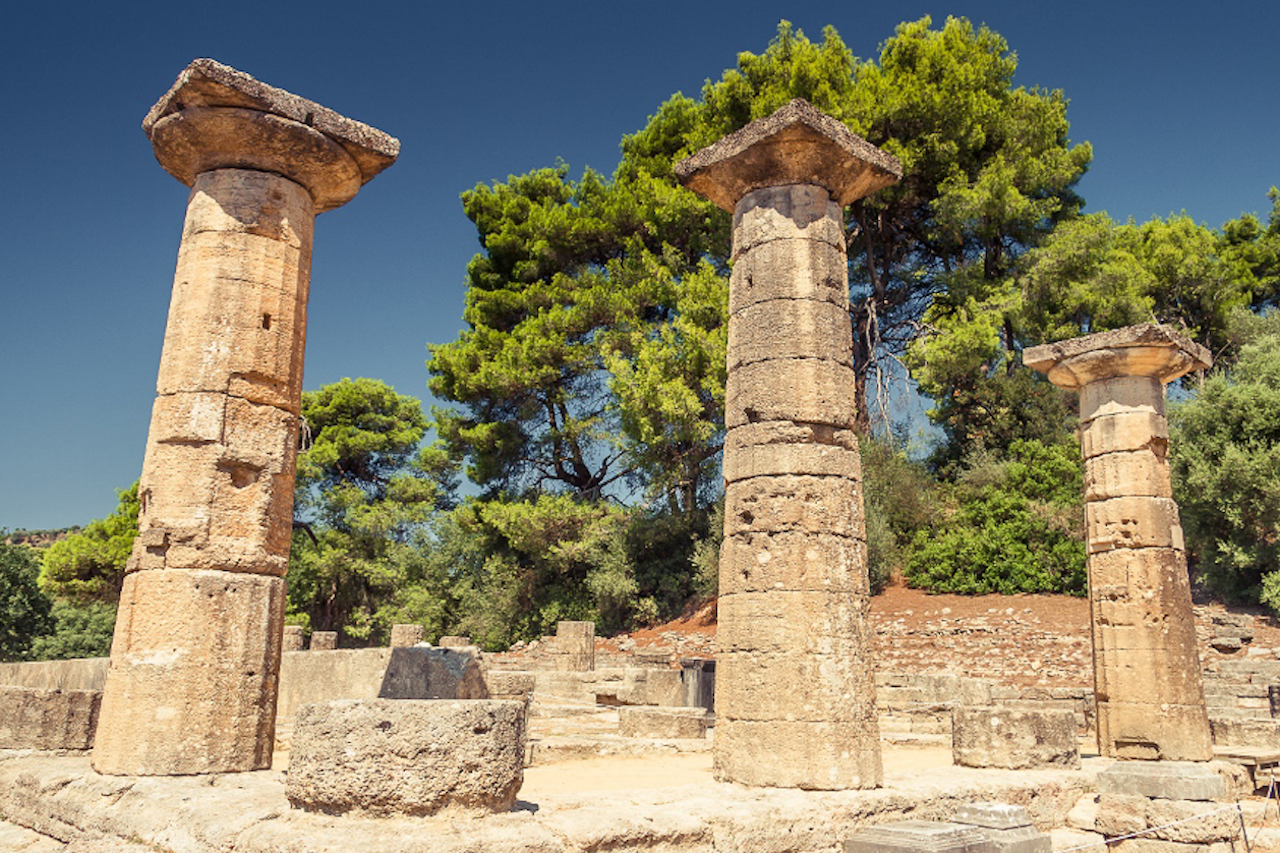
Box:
[0,542,54,661]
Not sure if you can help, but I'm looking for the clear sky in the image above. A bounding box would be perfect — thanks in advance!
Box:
[1,1,1275,531]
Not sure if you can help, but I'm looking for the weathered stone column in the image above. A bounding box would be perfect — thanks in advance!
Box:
[1025,324,1213,761]
[676,100,901,789]
[554,621,595,672]
[92,60,397,776]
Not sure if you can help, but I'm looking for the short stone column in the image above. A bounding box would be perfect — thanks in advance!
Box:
[92,60,398,776]
[282,625,305,652]
[676,99,901,789]
[309,631,338,651]
[554,621,595,672]
[1025,324,1213,761]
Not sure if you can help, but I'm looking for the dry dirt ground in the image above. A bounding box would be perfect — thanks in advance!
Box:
[598,584,1280,688]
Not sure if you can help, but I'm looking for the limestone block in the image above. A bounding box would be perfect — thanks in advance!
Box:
[1079,376,1165,424]
[1086,497,1184,553]
[554,621,595,672]
[719,530,868,595]
[618,706,709,739]
[1095,760,1225,800]
[282,625,304,652]
[725,358,857,429]
[717,590,871,654]
[952,804,1051,853]
[389,624,423,647]
[92,569,285,775]
[723,421,861,482]
[842,820,996,853]
[0,687,101,750]
[438,635,472,648]
[1096,700,1213,761]
[310,631,337,650]
[951,706,1080,770]
[484,672,536,702]
[731,185,845,256]
[182,167,313,248]
[728,299,853,367]
[715,717,881,789]
[1143,797,1242,844]
[285,699,525,817]
[377,647,488,701]
[1085,449,1172,501]
[725,475,864,539]
[729,236,850,316]
[716,650,876,722]
[1081,411,1168,459]
[1209,716,1280,748]
[1088,548,1192,601]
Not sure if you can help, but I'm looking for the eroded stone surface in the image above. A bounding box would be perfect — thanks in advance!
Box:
[285,699,525,817]
[0,687,100,750]
[553,622,595,672]
[618,706,709,739]
[389,624,424,648]
[952,707,1080,770]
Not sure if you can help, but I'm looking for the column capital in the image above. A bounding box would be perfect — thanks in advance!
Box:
[674,99,901,212]
[143,59,399,212]
[1024,323,1212,390]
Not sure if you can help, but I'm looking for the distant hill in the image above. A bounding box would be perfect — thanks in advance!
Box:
[3,527,81,549]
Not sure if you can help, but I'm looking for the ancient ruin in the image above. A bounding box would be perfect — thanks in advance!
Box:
[91,60,398,776]
[675,99,901,789]
[1025,324,1214,761]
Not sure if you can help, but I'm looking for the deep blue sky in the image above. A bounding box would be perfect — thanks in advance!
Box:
[1,1,1275,530]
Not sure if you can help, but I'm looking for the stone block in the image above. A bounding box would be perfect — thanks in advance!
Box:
[723,421,861,482]
[728,235,849,313]
[1090,549,1194,621]
[618,706,709,738]
[1209,716,1280,748]
[731,186,846,254]
[376,647,488,701]
[725,475,864,539]
[719,531,868,595]
[484,672,536,702]
[716,590,871,655]
[951,706,1080,770]
[438,635,472,648]
[310,631,337,650]
[1086,497,1184,553]
[728,298,852,367]
[0,687,101,750]
[285,699,525,817]
[1078,376,1165,424]
[843,820,996,853]
[282,625,304,651]
[553,621,594,672]
[1096,699,1213,761]
[91,569,285,775]
[679,658,716,712]
[725,358,856,429]
[953,802,1036,831]
[715,716,881,789]
[180,166,314,247]
[389,624,423,647]
[1081,411,1168,459]
[1095,761,1225,801]
[1085,449,1172,501]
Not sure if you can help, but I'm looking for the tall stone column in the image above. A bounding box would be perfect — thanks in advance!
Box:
[1025,324,1213,761]
[676,100,901,789]
[92,60,398,776]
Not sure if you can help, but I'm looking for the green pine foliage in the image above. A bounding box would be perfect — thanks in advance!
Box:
[0,542,54,661]
[39,482,138,602]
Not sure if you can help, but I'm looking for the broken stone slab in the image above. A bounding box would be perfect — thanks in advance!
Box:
[618,706,709,739]
[285,699,525,817]
[951,803,1051,853]
[0,687,101,750]
[1095,761,1226,801]
[952,706,1080,770]
[843,820,996,853]
[1209,716,1280,747]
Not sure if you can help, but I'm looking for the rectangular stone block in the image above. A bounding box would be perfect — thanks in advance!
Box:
[286,699,525,817]
[0,687,101,750]
[728,299,853,368]
[1089,548,1191,603]
[184,166,314,249]
[1085,449,1172,501]
[618,706,708,739]
[1209,716,1280,748]
[717,590,871,654]
[725,358,856,428]
[553,621,594,672]
[1081,411,1168,459]
[716,649,876,722]
[731,185,846,259]
[719,530,868,594]
[146,391,226,443]
[1086,497,1184,553]
[1079,376,1165,424]
[715,717,881,789]
[92,569,286,775]
[389,624,424,648]
[843,821,996,853]
[951,706,1080,770]
[1096,760,1225,800]
[723,421,861,482]
[725,475,864,539]
[1096,700,1213,761]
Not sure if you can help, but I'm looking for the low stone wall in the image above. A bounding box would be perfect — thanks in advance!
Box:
[0,658,107,692]
[876,673,1095,740]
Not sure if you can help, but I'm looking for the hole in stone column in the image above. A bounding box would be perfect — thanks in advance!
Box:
[262,313,272,330]
[304,111,315,126]
[739,510,754,524]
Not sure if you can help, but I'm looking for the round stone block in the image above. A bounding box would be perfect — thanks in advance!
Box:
[729,237,848,314]
[719,530,868,594]
[1079,376,1164,425]
[716,590,871,655]
[714,717,881,789]
[725,359,856,429]
[725,474,864,539]
[728,298,853,368]
[715,649,877,723]
[1084,449,1171,500]
[1080,411,1167,459]
[285,699,526,817]
[1086,496,1184,553]
[723,421,861,483]
[731,184,845,259]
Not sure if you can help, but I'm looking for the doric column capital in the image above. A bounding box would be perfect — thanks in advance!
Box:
[143,59,399,212]
[674,99,901,211]
[1024,323,1212,390]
